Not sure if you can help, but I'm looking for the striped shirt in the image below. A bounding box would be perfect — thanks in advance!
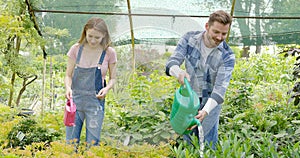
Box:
[166,31,235,104]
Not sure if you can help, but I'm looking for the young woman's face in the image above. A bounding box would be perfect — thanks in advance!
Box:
[86,28,105,48]
[205,21,230,47]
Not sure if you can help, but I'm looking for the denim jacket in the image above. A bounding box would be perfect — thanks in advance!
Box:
[166,31,235,105]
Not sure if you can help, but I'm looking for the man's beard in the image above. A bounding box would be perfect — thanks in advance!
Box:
[206,33,219,48]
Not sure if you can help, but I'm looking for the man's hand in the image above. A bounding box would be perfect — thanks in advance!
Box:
[187,110,208,130]
[195,110,208,122]
[178,72,190,85]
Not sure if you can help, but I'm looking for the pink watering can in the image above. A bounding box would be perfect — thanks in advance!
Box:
[64,98,76,126]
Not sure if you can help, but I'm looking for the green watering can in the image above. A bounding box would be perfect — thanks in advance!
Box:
[170,78,201,135]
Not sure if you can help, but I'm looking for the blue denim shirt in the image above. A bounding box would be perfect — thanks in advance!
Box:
[166,31,235,105]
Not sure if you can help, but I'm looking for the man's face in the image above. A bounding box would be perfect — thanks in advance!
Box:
[205,21,230,47]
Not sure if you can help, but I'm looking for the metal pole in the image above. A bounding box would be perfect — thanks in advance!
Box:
[33,9,300,19]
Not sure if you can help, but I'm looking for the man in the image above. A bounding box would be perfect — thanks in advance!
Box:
[165,10,235,149]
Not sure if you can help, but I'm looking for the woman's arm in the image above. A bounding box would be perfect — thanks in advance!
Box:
[64,57,76,99]
[106,62,117,90]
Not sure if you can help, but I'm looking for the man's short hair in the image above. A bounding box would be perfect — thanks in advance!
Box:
[208,10,232,26]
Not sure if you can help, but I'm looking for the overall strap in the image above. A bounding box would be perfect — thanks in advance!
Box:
[98,50,106,65]
[96,50,107,89]
[76,45,84,64]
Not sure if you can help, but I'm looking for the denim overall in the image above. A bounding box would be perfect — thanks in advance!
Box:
[66,45,106,146]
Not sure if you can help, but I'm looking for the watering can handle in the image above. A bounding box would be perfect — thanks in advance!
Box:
[194,118,201,126]
[184,78,194,108]
[69,98,74,107]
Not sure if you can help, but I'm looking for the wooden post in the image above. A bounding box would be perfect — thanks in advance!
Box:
[126,0,135,73]
[226,0,236,43]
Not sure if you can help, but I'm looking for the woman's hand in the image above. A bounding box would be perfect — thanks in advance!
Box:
[65,88,72,100]
[96,87,109,99]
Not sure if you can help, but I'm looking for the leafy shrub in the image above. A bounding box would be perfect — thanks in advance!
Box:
[103,69,178,146]
[279,44,300,105]
[0,104,21,148]
[6,118,62,149]
[1,140,171,158]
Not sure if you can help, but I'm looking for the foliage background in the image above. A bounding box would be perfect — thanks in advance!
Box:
[1,45,300,157]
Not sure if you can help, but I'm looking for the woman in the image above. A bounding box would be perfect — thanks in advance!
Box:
[64,17,117,146]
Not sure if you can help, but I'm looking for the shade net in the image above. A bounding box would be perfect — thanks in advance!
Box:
[36,0,300,49]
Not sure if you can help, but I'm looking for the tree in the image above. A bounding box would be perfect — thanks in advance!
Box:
[266,0,300,44]
[0,0,44,107]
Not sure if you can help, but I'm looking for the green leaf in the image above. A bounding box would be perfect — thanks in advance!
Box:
[152,135,160,143]
[291,120,300,124]
[274,132,287,138]
[295,127,300,134]
[160,131,170,139]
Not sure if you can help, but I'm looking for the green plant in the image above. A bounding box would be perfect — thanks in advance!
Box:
[103,104,175,145]
[6,118,61,149]
[0,104,20,147]
[278,44,300,105]
[169,135,203,158]
[129,73,152,105]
